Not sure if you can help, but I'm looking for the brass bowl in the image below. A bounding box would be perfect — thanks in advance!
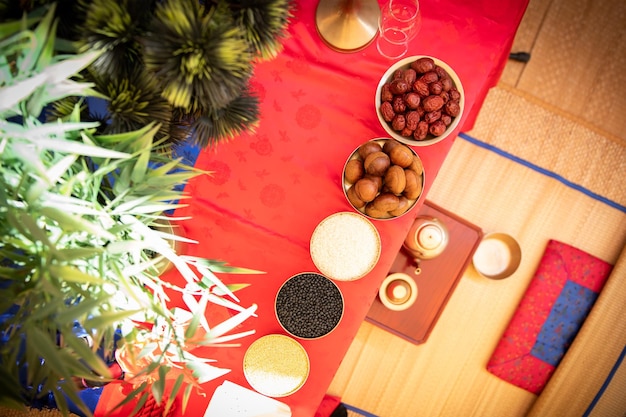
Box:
[342,138,425,221]
[472,233,522,280]
[275,272,344,340]
[375,55,465,146]
[310,212,381,281]
[379,273,418,311]
[243,334,310,398]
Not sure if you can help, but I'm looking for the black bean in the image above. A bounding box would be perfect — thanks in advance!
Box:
[275,273,344,339]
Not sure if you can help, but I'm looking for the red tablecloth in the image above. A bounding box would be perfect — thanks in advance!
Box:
[96,1,528,416]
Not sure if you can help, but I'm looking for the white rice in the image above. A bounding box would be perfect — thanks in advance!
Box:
[310,212,381,281]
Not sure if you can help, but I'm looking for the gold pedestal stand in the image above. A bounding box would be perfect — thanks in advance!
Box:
[315,0,381,52]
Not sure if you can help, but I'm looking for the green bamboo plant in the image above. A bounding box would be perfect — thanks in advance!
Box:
[1,7,263,416]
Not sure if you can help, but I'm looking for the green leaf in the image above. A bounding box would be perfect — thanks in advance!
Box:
[182,384,193,413]
[25,3,56,71]
[48,265,106,285]
[39,207,116,240]
[183,256,265,275]
[208,283,251,297]
[62,332,111,378]
[54,296,109,324]
[0,17,39,39]
[14,211,54,248]
[199,329,256,346]
[205,304,258,340]
[33,137,130,159]
[56,247,105,262]
[131,124,160,184]
[84,310,142,330]
[127,391,150,417]
[165,374,185,415]
[27,327,73,381]
[151,365,168,404]
[186,361,230,384]
[0,73,48,112]
[34,7,57,70]
[184,310,202,340]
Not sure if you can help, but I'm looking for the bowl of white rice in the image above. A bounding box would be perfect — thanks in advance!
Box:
[309,212,381,281]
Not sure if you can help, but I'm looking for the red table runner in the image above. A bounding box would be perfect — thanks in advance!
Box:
[95,1,529,416]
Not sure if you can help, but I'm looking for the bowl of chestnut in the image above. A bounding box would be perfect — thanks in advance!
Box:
[376,55,464,146]
[343,138,424,220]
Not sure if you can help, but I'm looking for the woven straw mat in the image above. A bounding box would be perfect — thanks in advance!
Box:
[466,85,626,208]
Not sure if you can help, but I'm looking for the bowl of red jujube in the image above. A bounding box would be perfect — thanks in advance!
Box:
[375,56,464,146]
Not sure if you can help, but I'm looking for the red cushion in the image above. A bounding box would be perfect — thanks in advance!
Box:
[486,240,612,394]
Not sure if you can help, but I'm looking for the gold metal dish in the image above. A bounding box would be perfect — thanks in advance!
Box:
[379,272,418,311]
[310,211,381,281]
[342,138,425,220]
[275,272,344,339]
[472,232,522,280]
[243,334,310,397]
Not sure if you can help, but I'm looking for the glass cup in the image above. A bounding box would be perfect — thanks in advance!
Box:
[376,0,422,60]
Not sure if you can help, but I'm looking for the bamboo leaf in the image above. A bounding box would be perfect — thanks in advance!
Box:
[33,137,130,159]
[62,332,111,378]
[34,9,57,70]
[27,327,73,380]
[131,124,160,184]
[182,384,193,413]
[186,361,230,385]
[184,309,202,340]
[43,50,102,84]
[165,374,185,415]
[183,256,265,275]
[20,120,99,137]
[54,296,109,324]
[39,207,116,240]
[48,265,106,285]
[199,329,255,346]
[110,194,154,214]
[84,310,142,330]
[205,304,257,340]
[151,365,168,404]
[0,73,47,112]
[95,123,153,146]
[27,3,56,70]
[0,17,39,39]
[15,211,53,248]
[196,265,238,303]
[210,283,251,297]
[56,247,105,262]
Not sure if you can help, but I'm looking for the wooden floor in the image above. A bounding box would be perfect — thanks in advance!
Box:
[327,0,626,415]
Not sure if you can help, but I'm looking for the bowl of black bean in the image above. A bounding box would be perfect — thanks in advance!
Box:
[275,272,344,340]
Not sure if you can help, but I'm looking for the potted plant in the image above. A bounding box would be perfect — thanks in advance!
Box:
[1,0,295,148]
[1,6,265,416]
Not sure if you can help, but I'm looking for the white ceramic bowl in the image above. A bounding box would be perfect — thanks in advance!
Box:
[375,55,465,146]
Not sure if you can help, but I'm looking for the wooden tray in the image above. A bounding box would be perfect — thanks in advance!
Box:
[365,200,483,344]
